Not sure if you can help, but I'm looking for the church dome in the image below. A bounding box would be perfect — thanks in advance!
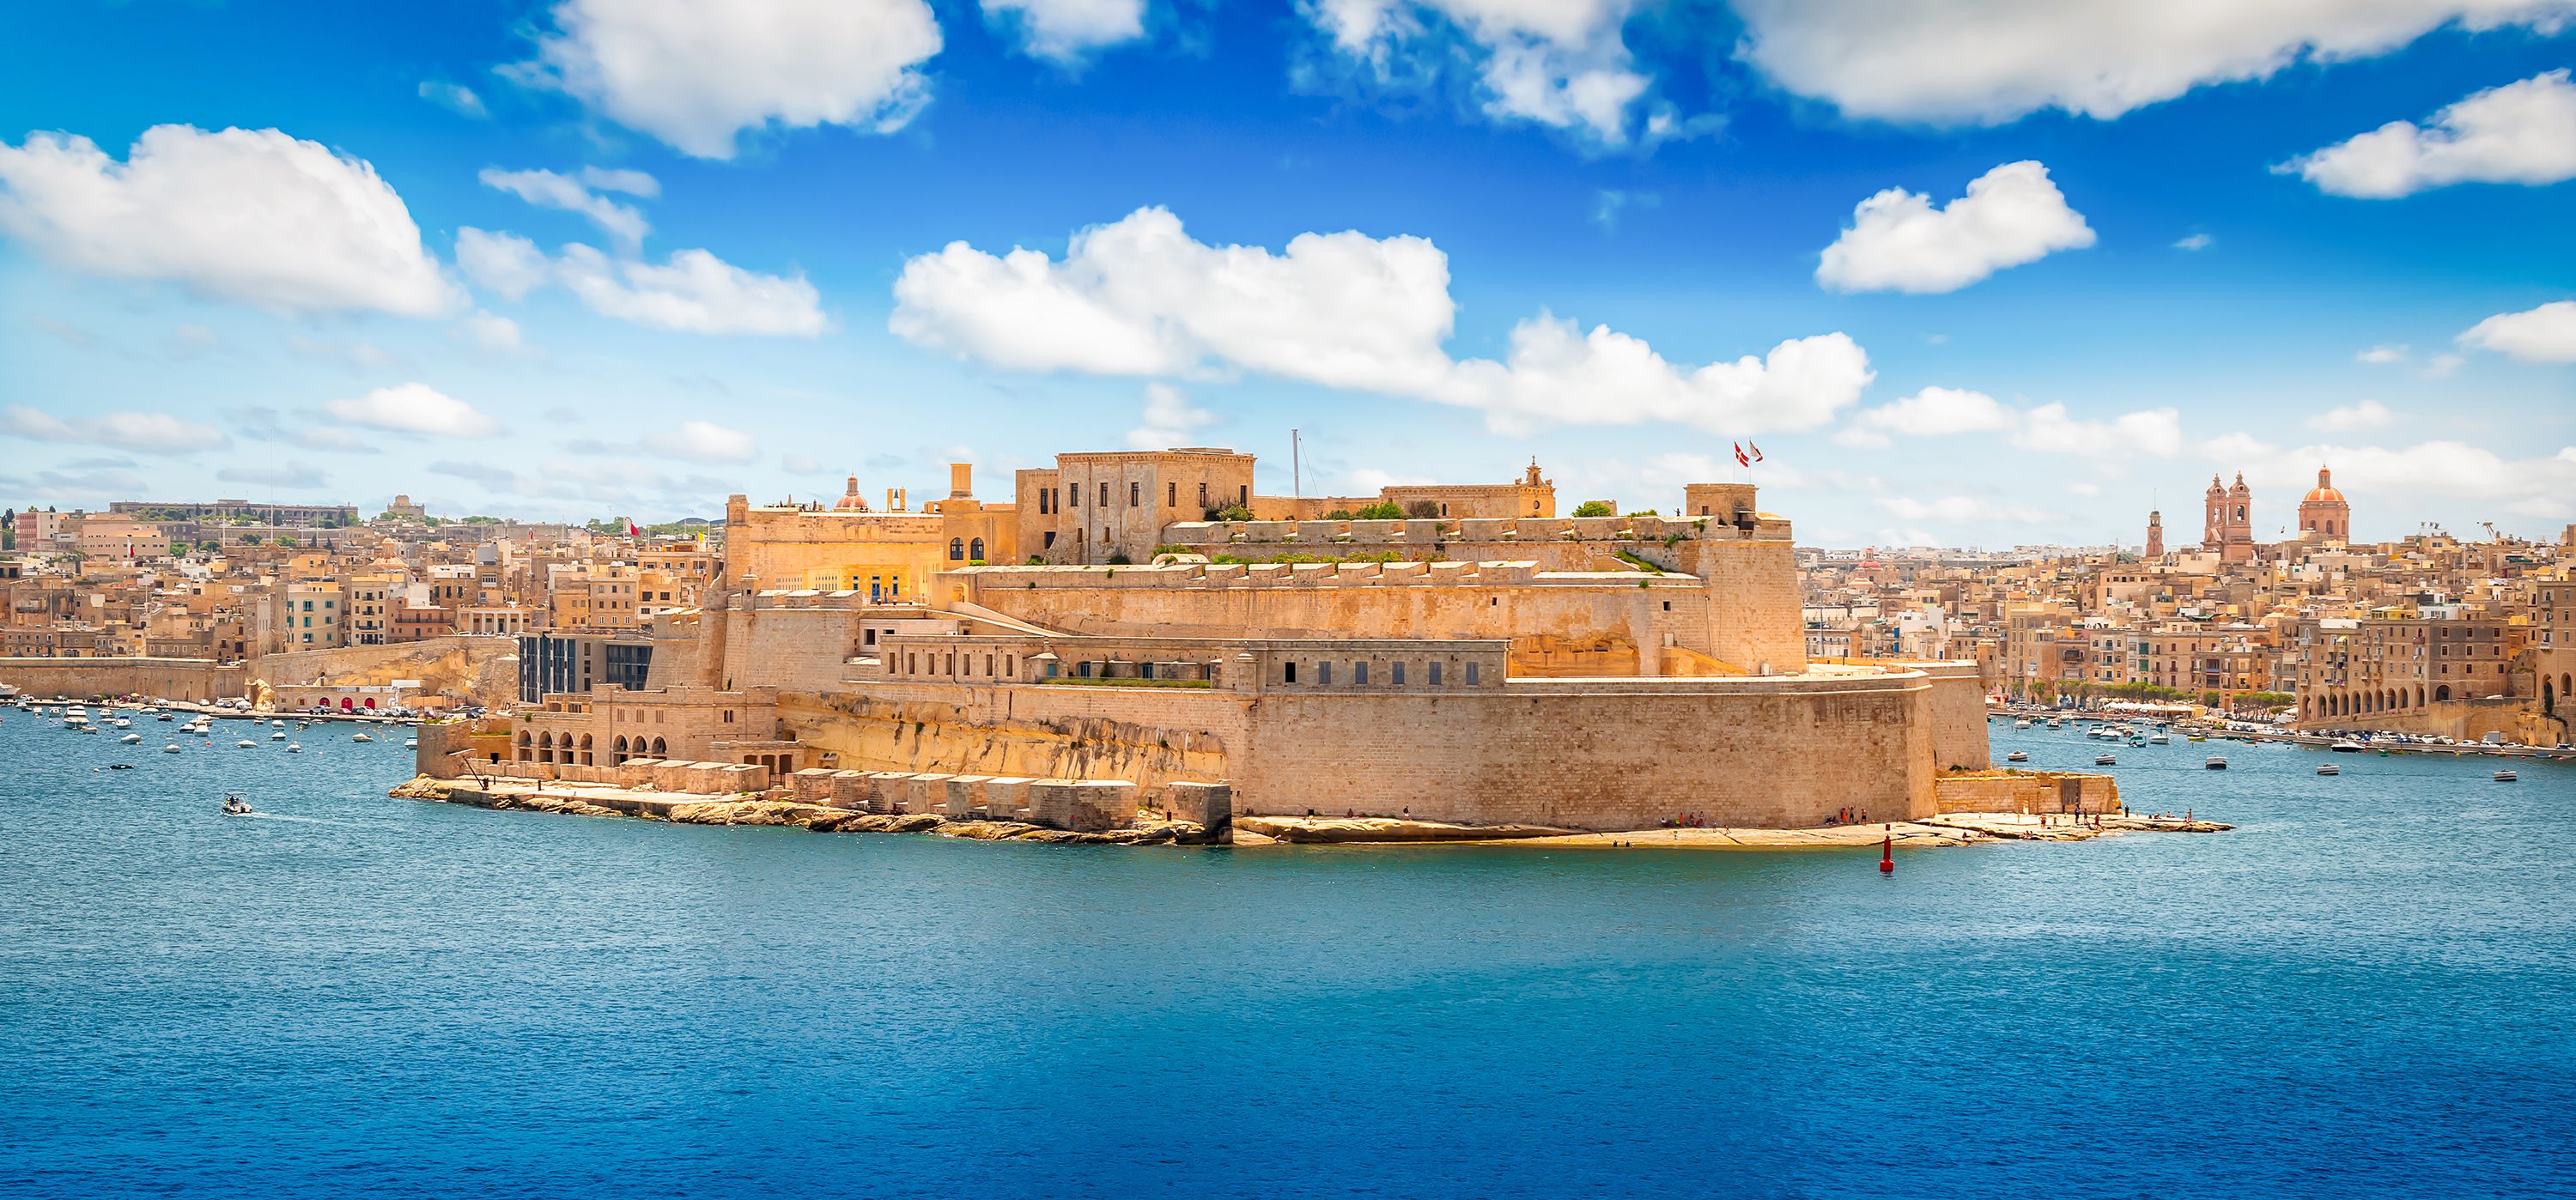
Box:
[2302,467,2345,505]
[832,475,872,512]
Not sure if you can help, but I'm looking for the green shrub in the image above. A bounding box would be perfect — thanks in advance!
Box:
[1352,501,1406,521]
[1571,500,1615,518]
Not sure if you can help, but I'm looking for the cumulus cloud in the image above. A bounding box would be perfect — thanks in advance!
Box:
[981,0,1145,61]
[2281,70,2576,197]
[479,167,651,248]
[642,419,759,464]
[419,81,489,118]
[457,311,526,353]
[1304,0,1709,147]
[511,0,942,159]
[890,207,1873,435]
[2173,233,2213,251]
[455,227,551,300]
[1125,382,1214,449]
[1,405,229,454]
[1817,161,2094,294]
[2357,343,2409,364]
[2309,399,2397,432]
[1732,0,2576,124]
[555,244,826,336]
[1836,388,2178,458]
[1837,385,2015,447]
[324,383,500,438]
[2230,439,2576,524]
[2458,299,2576,362]
[2014,402,2185,458]
[0,124,459,317]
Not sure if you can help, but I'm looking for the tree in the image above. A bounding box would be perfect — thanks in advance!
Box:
[1403,500,1441,519]
[1212,504,1254,522]
[1571,500,1615,518]
[1322,509,1356,520]
[1353,501,1406,520]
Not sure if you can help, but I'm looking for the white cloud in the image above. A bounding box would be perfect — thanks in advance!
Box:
[458,311,526,353]
[2458,299,2576,363]
[642,419,759,464]
[981,0,1145,60]
[890,207,1873,436]
[2421,352,2466,378]
[1305,0,1686,146]
[556,244,827,336]
[2281,70,2576,197]
[2357,343,2409,364]
[2173,233,2213,251]
[2230,439,2576,522]
[324,383,500,439]
[2308,400,2396,432]
[0,124,459,317]
[455,227,550,300]
[512,0,942,159]
[480,167,650,248]
[579,167,659,197]
[1838,385,2015,446]
[2013,403,2185,458]
[419,81,489,118]
[1125,382,1214,449]
[2,406,229,453]
[1732,0,2576,124]
[1816,161,2094,294]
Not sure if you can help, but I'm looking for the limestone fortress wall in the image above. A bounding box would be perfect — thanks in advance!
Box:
[457,466,1992,833]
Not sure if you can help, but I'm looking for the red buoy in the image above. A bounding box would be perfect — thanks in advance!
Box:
[1879,835,1894,874]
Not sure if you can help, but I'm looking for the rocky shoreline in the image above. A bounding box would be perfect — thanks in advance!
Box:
[389,776,1220,845]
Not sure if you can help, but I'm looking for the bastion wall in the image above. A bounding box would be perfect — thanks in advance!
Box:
[0,657,245,701]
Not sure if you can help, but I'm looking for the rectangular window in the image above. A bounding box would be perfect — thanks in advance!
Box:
[1129,482,1140,506]
[1392,662,1406,685]
[1428,661,1443,686]
[1284,662,1297,683]
[1239,485,1249,505]
[1168,482,1177,507]
[1316,662,1332,686]
[1198,482,1208,507]
[1465,662,1479,685]
[1100,482,1110,507]
[1068,486,1078,508]
[1354,662,1369,685]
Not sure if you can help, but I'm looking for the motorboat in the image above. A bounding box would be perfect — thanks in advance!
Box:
[352,733,374,742]
[62,713,89,729]
[2006,751,2028,762]
[403,738,416,748]
[221,795,253,816]
[2013,720,2032,730]
[163,744,183,754]
[2095,754,2117,766]
[286,742,301,753]
[120,733,143,744]
[2148,733,2169,745]
[2316,764,2339,776]
[270,730,286,740]
[234,739,257,748]
[271,719,286,728]
[157,713,174,722]
[2494,769,2518,783]
[2205,756,2228,770]
[110,718,131,728]
[2330,740,2365,753]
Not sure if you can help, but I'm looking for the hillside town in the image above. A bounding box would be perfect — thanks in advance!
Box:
[5,461,2574,751]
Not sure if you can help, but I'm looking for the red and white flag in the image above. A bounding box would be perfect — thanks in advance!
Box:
[625,519,641,537]
[1749,442,1765,463]
[1733,443,1751,468]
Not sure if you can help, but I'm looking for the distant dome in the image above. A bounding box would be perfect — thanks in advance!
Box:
[2303,467,2346,505]
[832,475,872,512]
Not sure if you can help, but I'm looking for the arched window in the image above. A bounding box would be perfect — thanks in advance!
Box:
[969,538,984,561]
[949,538,965,561]
[2433,685,2451,702]
[651,736,667,756]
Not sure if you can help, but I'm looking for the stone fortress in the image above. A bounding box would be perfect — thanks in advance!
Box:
[448,448,1992,833]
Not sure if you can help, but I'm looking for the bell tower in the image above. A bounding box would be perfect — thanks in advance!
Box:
[2202,475,2226,550]
[2146,510,2164,559]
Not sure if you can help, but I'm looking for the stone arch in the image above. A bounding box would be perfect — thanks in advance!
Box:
[650,736,667,757]
[579,733,593,766]
[515,729,532,761]
[2434,684,2451,702]
[536,730,554,764]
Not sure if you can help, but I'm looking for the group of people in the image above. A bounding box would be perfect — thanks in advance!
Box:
[1820,808,1871,826]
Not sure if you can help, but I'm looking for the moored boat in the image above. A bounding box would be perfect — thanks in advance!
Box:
[2316,764,2339,776]
[2006,750,2028,762]
[2205,755,2228,770]
[2494,769,2518,782]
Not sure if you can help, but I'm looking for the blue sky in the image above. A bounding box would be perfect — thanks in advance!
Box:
[3,0,2571,548]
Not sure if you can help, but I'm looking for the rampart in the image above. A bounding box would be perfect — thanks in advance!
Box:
[250,635,519,706]
[0,657,245,701]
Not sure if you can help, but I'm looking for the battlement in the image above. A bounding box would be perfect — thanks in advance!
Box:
[945,560,1692,591]
[1159,510,1791,550]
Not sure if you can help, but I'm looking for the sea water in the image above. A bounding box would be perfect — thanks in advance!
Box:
[3,712,2572,1198]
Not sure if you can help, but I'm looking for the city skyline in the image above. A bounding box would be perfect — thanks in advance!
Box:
[3,1,2573,547]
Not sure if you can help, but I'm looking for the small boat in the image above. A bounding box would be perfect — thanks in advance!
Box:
[108,763,135,771]
[157,713,173,722]
[2316,764,2339,776]
[110,718,130,728]
[351,733,373,742]
[120,733,143,744]
[2013,720,2032,730]
[2187,735,2207,742]
[286,742,301,753]
[272,719,287,728]
[163,744,183,754]
[2005,751,2028,762]
[403,738,416,748]
[2094,754,2117,766]
[2205,756,2228,770]
[235,739,257,748]
[270,730,286,740]
[221,795,253,816]
[2494,769,2518,783]
[2331,740,2365,753]
[2147,733,2169,745]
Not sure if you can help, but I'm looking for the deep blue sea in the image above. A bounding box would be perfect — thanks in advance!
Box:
[3,709,2573,1199]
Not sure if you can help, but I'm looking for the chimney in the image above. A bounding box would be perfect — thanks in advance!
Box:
[950,463,972,500]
